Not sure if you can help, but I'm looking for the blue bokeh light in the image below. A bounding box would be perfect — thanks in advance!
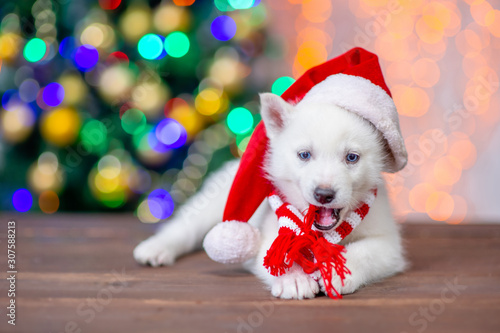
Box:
[155,118,187,149]
[147,189,175,219]
[59,37,76,59]
[1,89,22,111]
[42,82,65,107]
[12,189,33,212]
[211,16,237,41]
[147,131,170,153]
[74,45,99,71]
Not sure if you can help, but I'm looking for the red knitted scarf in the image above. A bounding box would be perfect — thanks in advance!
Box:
[263,189,377,299]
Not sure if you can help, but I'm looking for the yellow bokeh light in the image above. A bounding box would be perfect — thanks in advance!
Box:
[137,200,161,223]
[195,89,221,116]
[0,32,21,60]
[426,191,454,221]
[295,40,327,72]
[392,85,430,117]
[99,66,134,101]
[154,5,190,33]
[1,104,35,143]
[40,107,81,147]
[434,156,462,186]
[302,0,332,23]
[488,10,500,37]
[131,82,170,117]
[59,73,88,106]
[98,155,122,179]
[119,6,152,42]
[386,14,415,40]
[94,172,120,194]
[470,0,495,27]
[296,26,333,49]
[169,105,205,138]
[411,58,440,87]
[28,163,64,193]
[449,139,477,170]
[416,16,444,44]
[409,183,435,213]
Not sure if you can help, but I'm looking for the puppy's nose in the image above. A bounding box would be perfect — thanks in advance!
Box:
[313,187,335,204]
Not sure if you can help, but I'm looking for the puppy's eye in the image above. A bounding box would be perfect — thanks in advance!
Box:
[346,153,360,163]
[298,151,311,161]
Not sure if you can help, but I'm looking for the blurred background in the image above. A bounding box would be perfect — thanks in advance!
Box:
[0,0,498,224]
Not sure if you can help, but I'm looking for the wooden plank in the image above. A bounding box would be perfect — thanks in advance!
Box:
[0,214,499,333]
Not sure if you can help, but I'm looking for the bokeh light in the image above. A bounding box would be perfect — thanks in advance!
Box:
[81,119,108,153]
[148,189,175,219]
[107,51,129,65]
[155,118,187,149]
[42,82,65,107]
[59,37,76,59]
[138,33,165,60]
[228,0,254,10]
[74,45,99,70]
[195,88,222,116]
[39,190,60,214]
[164,32,190,58]
[121,108,147,135]
[271,76,295,96]
[23,38,47,62]
[40,107,81,146]
[173,0,196,6]
[211,16,237,41]
[1,104,36,143]
[227,107,253,135]
[99,0,122,10]
[12,189,33,212]
[19,79,40,103]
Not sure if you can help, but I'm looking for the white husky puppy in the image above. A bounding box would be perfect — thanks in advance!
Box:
[135,48,408,299]
[134,94,407,299]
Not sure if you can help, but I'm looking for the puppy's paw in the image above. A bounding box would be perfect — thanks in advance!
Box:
[318,273,359,296]
[271,270,319,300]
[133,237,175,267]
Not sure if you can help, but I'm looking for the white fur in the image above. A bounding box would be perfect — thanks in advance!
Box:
[134,93,407,299]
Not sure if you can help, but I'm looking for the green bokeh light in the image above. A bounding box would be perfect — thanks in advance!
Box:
[227,107,253,135]
[132,124,153,150]
[164,32,190,58]
[228,0,254,10]
[271,76,295,96]
[137,34,164,60]
[214,0,235,12]
[23,38,47,63]
[121,109,146,135]
[81,120,108,153]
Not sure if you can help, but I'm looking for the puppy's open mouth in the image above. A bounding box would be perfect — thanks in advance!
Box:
[313,207,342,231]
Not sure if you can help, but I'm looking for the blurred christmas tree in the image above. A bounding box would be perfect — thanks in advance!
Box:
[0,0,290,221]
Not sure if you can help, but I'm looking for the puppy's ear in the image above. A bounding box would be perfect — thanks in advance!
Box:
[259,93,293,138]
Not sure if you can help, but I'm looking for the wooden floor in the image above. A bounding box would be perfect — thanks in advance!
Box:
[0,214,499,333]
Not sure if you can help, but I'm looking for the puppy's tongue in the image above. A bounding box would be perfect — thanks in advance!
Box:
[316,207,337,227]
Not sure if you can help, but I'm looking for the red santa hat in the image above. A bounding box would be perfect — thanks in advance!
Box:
[203,47,408,264]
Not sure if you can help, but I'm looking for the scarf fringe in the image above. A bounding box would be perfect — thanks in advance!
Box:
[264,204,351,299]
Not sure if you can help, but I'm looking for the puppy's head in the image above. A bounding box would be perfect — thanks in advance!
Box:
[260,93,390,230]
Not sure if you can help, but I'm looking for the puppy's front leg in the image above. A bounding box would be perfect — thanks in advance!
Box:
[320,234,407,295]
[267,264,319,300]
